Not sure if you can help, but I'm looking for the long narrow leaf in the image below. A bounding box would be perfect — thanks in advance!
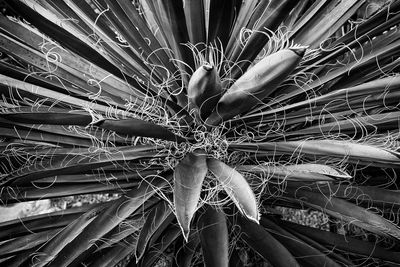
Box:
[282,219,400,264]
[197,205,229,267]
[236,215,300,267]
[260,217,341,267]
[174,150,207,241]
[2,146,158,185]
[238,164,351,182]
[291,189,400,239]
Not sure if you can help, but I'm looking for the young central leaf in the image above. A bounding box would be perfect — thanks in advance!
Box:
[188,64,223,120]
[174,150,207,241]
[206,47,306,125]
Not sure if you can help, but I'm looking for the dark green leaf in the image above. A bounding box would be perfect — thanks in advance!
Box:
[198,205,229,267]
[236,215,300,267]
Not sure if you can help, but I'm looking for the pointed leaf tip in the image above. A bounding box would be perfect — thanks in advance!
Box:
[202,64,213,71]
[174,150,207,240]
[207,159,259,223]
[188,64,223,120]
[289,46,307,57]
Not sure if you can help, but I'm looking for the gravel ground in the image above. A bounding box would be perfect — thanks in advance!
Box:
[275,206,330,231]
[0,199,56,222]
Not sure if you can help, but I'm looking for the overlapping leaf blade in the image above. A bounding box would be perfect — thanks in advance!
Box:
[1,0,400,266]
[236,215,300,267]
[44,175,170,266]
[135,200,173,261]
[207,158,259,223]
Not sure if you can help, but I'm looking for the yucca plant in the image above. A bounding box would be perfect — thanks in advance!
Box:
[1,0,400,266]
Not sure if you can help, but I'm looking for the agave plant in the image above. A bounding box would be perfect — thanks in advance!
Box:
[1,0,400,266]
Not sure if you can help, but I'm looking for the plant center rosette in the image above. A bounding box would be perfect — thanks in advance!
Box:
[156,45,308,241]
